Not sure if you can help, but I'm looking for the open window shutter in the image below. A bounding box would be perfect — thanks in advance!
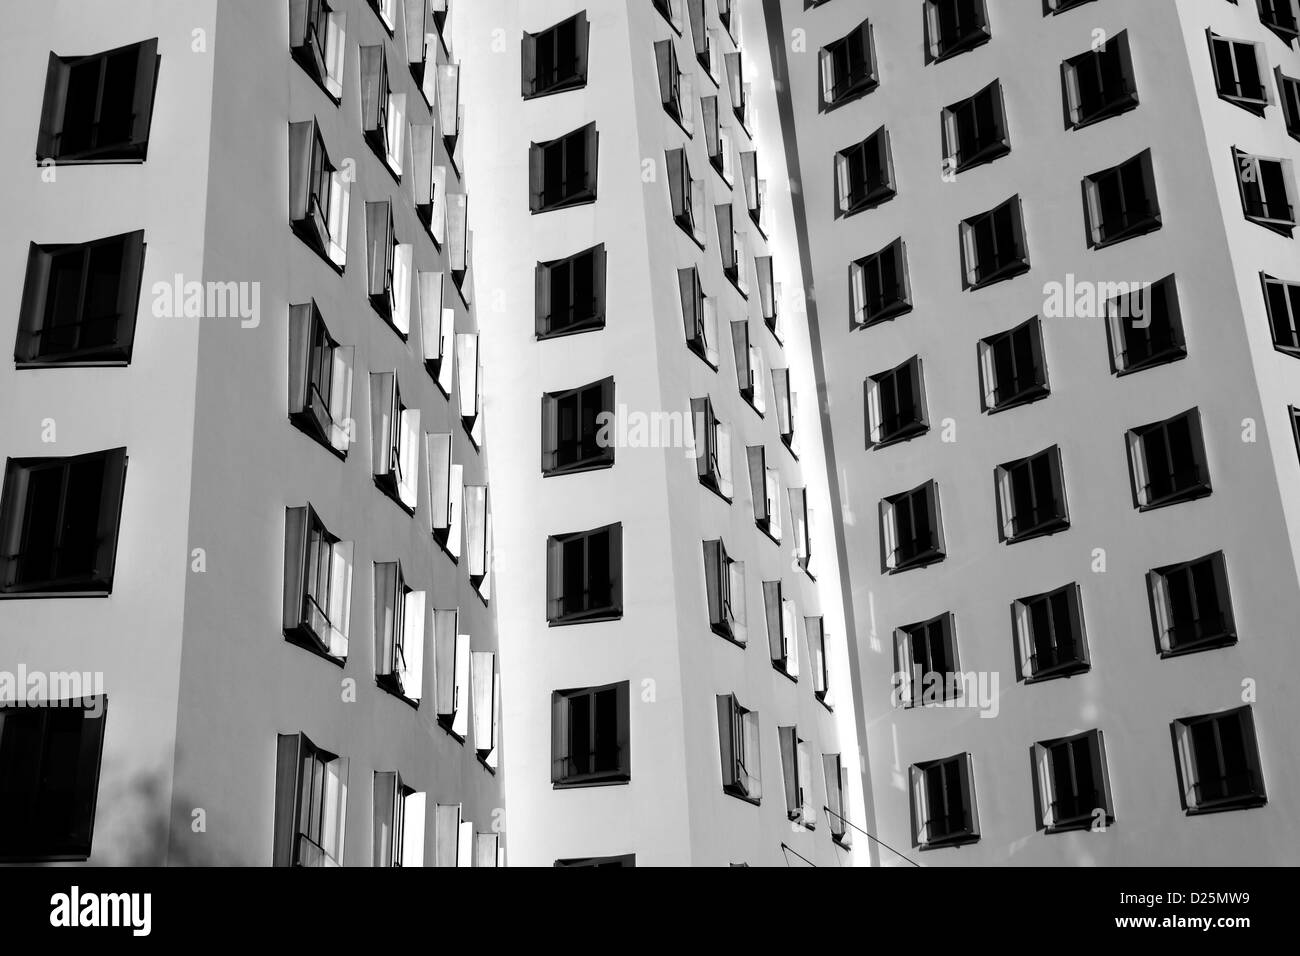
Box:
[730,560,747,641]
[288,304,312,416]
[455,333,479,419]
[654,40,673,107]
[111,232,146,357]
[1211,552,1234,634]
[703,540,724,628]
[593,243,608,322]
[329,346,354,451]
[448,194,468,273]
[789,487,808,565]
[546,537,564,621]
[702,96,719,159]
[434,803,461,867]
[418,271,445,363]
[782,599,800,675]
[402,791,426,867]
[835,150,852,213]
[403,588,426,701]
[541,392,559,472]
[452,633,470,736]
[607,524,624,611]
[1047,447,1066,521]
[282,507,308,631]
[910,765,930,845]
[819,48,835,105]
[365,202,392,298]
[466,485,488,578]
[1034,743,1055,828]
[730,320,749,392]
[680,72,694,131]
[392,244,413,335]
[528,142,544,211]
[370,371,395,479]
[747,446,767,522]
[614,681,632,777]
[749,347,766,411]
[14,245,52,363]
[91,448,128,586]
[404,0,430,69]
[327,165,351,267]
[850,260,867,326]
[37,55,69,160]
[767,468,782,539]
[411,124,434,206]
[438,64,460,137]
[434,608,458,715]
[880,498,898,569]
[447,464,464,557]
[1091,731,1112,820]
[678,268,697,343]
[716,695,737,787]
[360,45,384,132]
[574,12,590,79]
[535,260,553,335]
[717,422,733,498]
[288,122,313,223]
[1127,427,1149,506]
[398,407,421,507]
[703,296,718,365]
[374,772,397,867]
[779,727,799,817]
[763,580,783,663]
[893,627,915,706]
[927,483,946,555]
[959,754,979,836]
[426,433,452,532]
[667,149,686,218]
[328,539,353,657]
[1173,720,1197,807]
[689,397,709,480]
[1063,59,1083,127]
[757,256,775,320]
[472,651,496,751]
[374,562,398,677]
[865,376,883,445]
[129,39,159,150]
[474,832,499,868]
[272,734,303,867]
[583,123,599,195]
[521,29,538,97]
[1148,569,1174,651]
[1013,599,1034,678]
[741,151,758,213]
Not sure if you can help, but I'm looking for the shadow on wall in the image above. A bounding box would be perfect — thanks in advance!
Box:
[94,762,241,867]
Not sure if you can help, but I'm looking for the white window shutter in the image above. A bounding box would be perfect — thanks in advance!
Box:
[438,63,461,136]
[1150,571,1173,652]
[434,803,461,867]
[369,371,396,480]
[392,244,413,335]
[465,484,488,578]
[327,168,350,266]
[1014,599,1034,677]
[457,820,473,867]
[729,559,747,643]
[835,151,851,213]
[881,499,898,569]
[1035,744,1055,829]
[402,588,426,701]
[703,295,718,365]
[996,467,1015,539]
[452,632,470,737]
[448,193,468,273]
[893,628,914,706]
[911,766,930,845]
[782,599,799,677]
[455,333,479,419]
[418,271,445,363]
[766,468,782,540]
[325,12,347,98]
[1173,721,1198,807]
[977,339,997,409]
[447,463,464,557]
[850,261,866,326]
[386,92,407,174]
[472,651,496,753]
[437,308,455,393]
[681,72,695,131]
[475,832,499,868]
[430,165,448,244]
[749,346,766,413]
[328,539,353,658]
[866,376,883,444]
[426,432,452,533]
[691,180,706,244]
[1127,429,1149,506]
[323,755,348,862]
[401,791,426,867]
[329,346,354,452]
[819,48,834,105]
[433,608,459,716]
[716,422,733,498]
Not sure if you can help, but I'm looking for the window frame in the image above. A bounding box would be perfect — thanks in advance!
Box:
[551,682,631,788]
[1172,706,1267,814]
[546,523,624,626]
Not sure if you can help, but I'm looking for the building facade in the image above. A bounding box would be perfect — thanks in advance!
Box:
[0,0,505,866]
[456,0,868,866]
[771,0,1300,864]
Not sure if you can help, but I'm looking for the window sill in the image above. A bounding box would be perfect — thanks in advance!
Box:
[543,456,616,479]
[523,77,589,101]
[435,715,465,744]
[854,301,913,330]
[1184,793,1267,816]
[985,386,1050,415]
[772,662,798,684]
[723,787,761,807]
[1090,217,1162,250]
[1159,633,1237,659]
[822,79,879,113]
[966,259,1030,291]
[711,623,747,649]
[553,775,631,790]
[1044,813,1112,834]
[928,31,992,64]
[477,752,498,775]
[839,187,896,218]
[0,586,111,600]
[1218,94,1269,117]
[290,221,347,276]
[1245,214,1296,238]
[547,611,624,628]
[432,529,460,564]
[869,422,930,451]
[16,356,131,370]
[755,521,783,547]
[1113,347,1186,376]
[284,626,347,668]
[1069,94,1139,131]
[289,413,348,462]
[952,141,1011,175]
[537,317,607,340]
[531,193,598,215]
[886,550,946,574]
[0,848,92,863]
[917,832,979,851]
[1137,483,1212,512]
[686,340,719,370]
[1003,519,1070,545]
[375,676,420,710]
[1023,660,1090,684]
[374,476,417,517]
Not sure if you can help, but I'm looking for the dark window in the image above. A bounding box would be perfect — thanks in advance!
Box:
[808,617,831,704]
[1234,149,1296,235]
[653,0,681,30]
[0,698,107,862]
[690,396,733,499]
[1013,583,1090,681]
[1034,730,1112,831]
[701,96,733,181]
[288,301,354,456]
[1278,68,1300,140]
[522,13,589,98]
[290,0,345,99]
[893,612,959,707]
[725,51,749,126]
[667,148,704,243]
[1209,33,1268,114]
[996,446,1069,543]
[777,726,813,824]
[536,244,606,338]
[740,150,765,231]
[942,80,1009,173]
[272,732,348,867]
[819,20,877,107]
[359,44,399,174]
[1264,273,1300,355]
[547,524,623,625]
[1062,30,1138,129]
[554,854,636,867]
[716,204,747,292]
[678,267,718,366]
[746,445,781,542]
[1127,408,1211,510]
[282,505,352,661]
[288,119,348,269]
[1173,707,1266,813]
[552,682,630,787]
[704,540,746,644]
[960,196,1029,289]
[542,377,615,476]
[924,0,990,63]
[372,772,420,867]
[15,231,144,366]
[836,126,895,215]
[867,356,928,447]
[654,39,692,129]
[687,0,716,71]
[911,754,979,848]
[1083,150,1160,248]
[529,123,599,212]
[0,449,127,596]
[1105,275,1186,374]
[716,694,760,802]
[881,480,945,572]
[373,562,423,704]
[979,316,1049,411]
[1258,0,1300,43]
[38,39,159,163]
[1148,551,1236,656]
[850,238,912,328]
[824,754,849,844]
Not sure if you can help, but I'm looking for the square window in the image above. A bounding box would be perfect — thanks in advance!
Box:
[836,126,896,216]
[1209,33,1270,115]
[1233,148,1297,236]
[1172,706,1266,813]
[1083,150,1162,248]
[0,698,107,862]
[716,693,761,802]
[1277,67,1300,139]
[1104,274,1186,374]
[924,0,991,63]
[881,480,945,572]
[272,732,348,867]
[536,243,607,338]
[552,682,630,787]
[978,316,1049,412]
[529,123,599,212]
[1258,0,1300,44]
[893,612,959,706]
[542,377,616,476]
[850,238,912,328]
[15,231,145,367]
[546,523,623,625]
[866,355,928,447]
[1127,407,1212,510]
[1148,551,1236,656]
[911,753,979,848]
[1033,730,1113,832]
[1263,273,1300,355]
[941,80,1010,174]
[1062,30,1138,129]
[1012,583,1089,681]
[996,446,1069,543]
[819,20,877,108]
[960,195,1029,288]
[522,12,589,98]
[37,39,159,163]
[0,449,127,596]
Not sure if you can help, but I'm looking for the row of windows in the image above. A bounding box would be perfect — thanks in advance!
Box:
[909,705,1267,851]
